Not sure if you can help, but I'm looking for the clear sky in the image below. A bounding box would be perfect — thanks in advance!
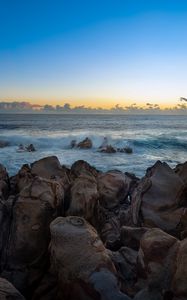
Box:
[1,0,187,108]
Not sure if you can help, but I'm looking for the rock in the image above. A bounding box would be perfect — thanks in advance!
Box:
[0,277,25,299]
[120,226,150,251]
[0,176,64,297]
[98,170,131,209]
[31,156,70,189]
[117,147,133,154]
[137,228,179,298]
[66,174,99,223]
[172,238,187,297]
[95,171,134,250]
[0,164,9,200]
[110,246,138,297]
[99,145,116,153]
[131,161,187,237]
[71,160,99,178]
[0,140,9,148]
[77,137,92,149]
[174,161,187,184]
[70,139,77,148]
[48,216,130,300]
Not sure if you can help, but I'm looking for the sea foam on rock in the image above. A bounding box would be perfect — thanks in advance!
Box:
[0,156,186,299]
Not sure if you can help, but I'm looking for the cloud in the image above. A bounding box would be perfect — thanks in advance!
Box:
[0,100,186,114]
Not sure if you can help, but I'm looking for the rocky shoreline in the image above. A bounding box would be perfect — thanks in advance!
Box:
[0,156,187,299]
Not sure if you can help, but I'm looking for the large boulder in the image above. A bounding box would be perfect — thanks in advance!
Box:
[131,161,187,237]
[30,156,70,189]
[66,174,99,223]
[136,228,180,299]
[96,171,134,250]
[0,176,64,297]
[0,277,25,300]
[97,170,131,209]
[46,216,130,300]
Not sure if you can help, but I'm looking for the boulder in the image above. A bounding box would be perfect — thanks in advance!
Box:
[120,226,150,251]
[99,145,116,153]
[71,160,99,178]
[98,170,131,209]
[96,171,134,250]
[48,216,130,300]
[77,137,92,149]
[0,277,25,300]
[137,228,179,298]
[131,161,187,237]
[66,174,99,223]
[117,147,133,154]
[30,156,70,189]
[110,246,138,297]
[0,176,64,297]
[0,140,9,148]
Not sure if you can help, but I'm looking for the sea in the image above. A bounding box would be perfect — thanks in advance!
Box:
[0,113,187,178]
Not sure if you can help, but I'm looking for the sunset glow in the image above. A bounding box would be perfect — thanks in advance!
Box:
[1,0,187,110]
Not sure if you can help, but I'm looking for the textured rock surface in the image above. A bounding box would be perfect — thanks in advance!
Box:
[0,158,186,299]
[131,161,187,237]
[0,277,25,300]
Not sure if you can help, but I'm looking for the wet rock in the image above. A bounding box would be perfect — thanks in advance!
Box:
[0,140,9,148]
[70,139,77,148]
[0,277,25,300]
[117,147,133,154]
[77,137,92,149]
[131,161,187,237]
[48,216,130,300]
[99,145,116,153]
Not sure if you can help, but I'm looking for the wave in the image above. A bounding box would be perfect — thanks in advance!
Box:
[0,133,187,152]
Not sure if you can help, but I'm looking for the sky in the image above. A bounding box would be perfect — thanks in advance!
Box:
[1,0,187,109]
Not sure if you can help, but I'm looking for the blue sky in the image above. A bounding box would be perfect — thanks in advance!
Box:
[1,0,187,107]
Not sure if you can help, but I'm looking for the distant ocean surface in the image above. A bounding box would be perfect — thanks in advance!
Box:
[0,113,187,177]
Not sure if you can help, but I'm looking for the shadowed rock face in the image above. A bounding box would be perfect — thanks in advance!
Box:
[77,137,93,149]
[136,228,187,300]
[49,216,130,300]
[66,175,99,223]
[131,161,187,237]
[0,277,25,300]
[0,176,64,297]
[98,170,131,209]
[0,164,9,201]
[1,158,187,300]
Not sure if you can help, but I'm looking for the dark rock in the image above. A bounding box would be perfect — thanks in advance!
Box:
[71,160,99,178]
[47,216,130,300]
[131,161,187,237]
[0,277,25,299]
[0,176,64,297]
[77,137,92,149]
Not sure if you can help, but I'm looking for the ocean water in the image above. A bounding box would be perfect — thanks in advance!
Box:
[0,113,187,177]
